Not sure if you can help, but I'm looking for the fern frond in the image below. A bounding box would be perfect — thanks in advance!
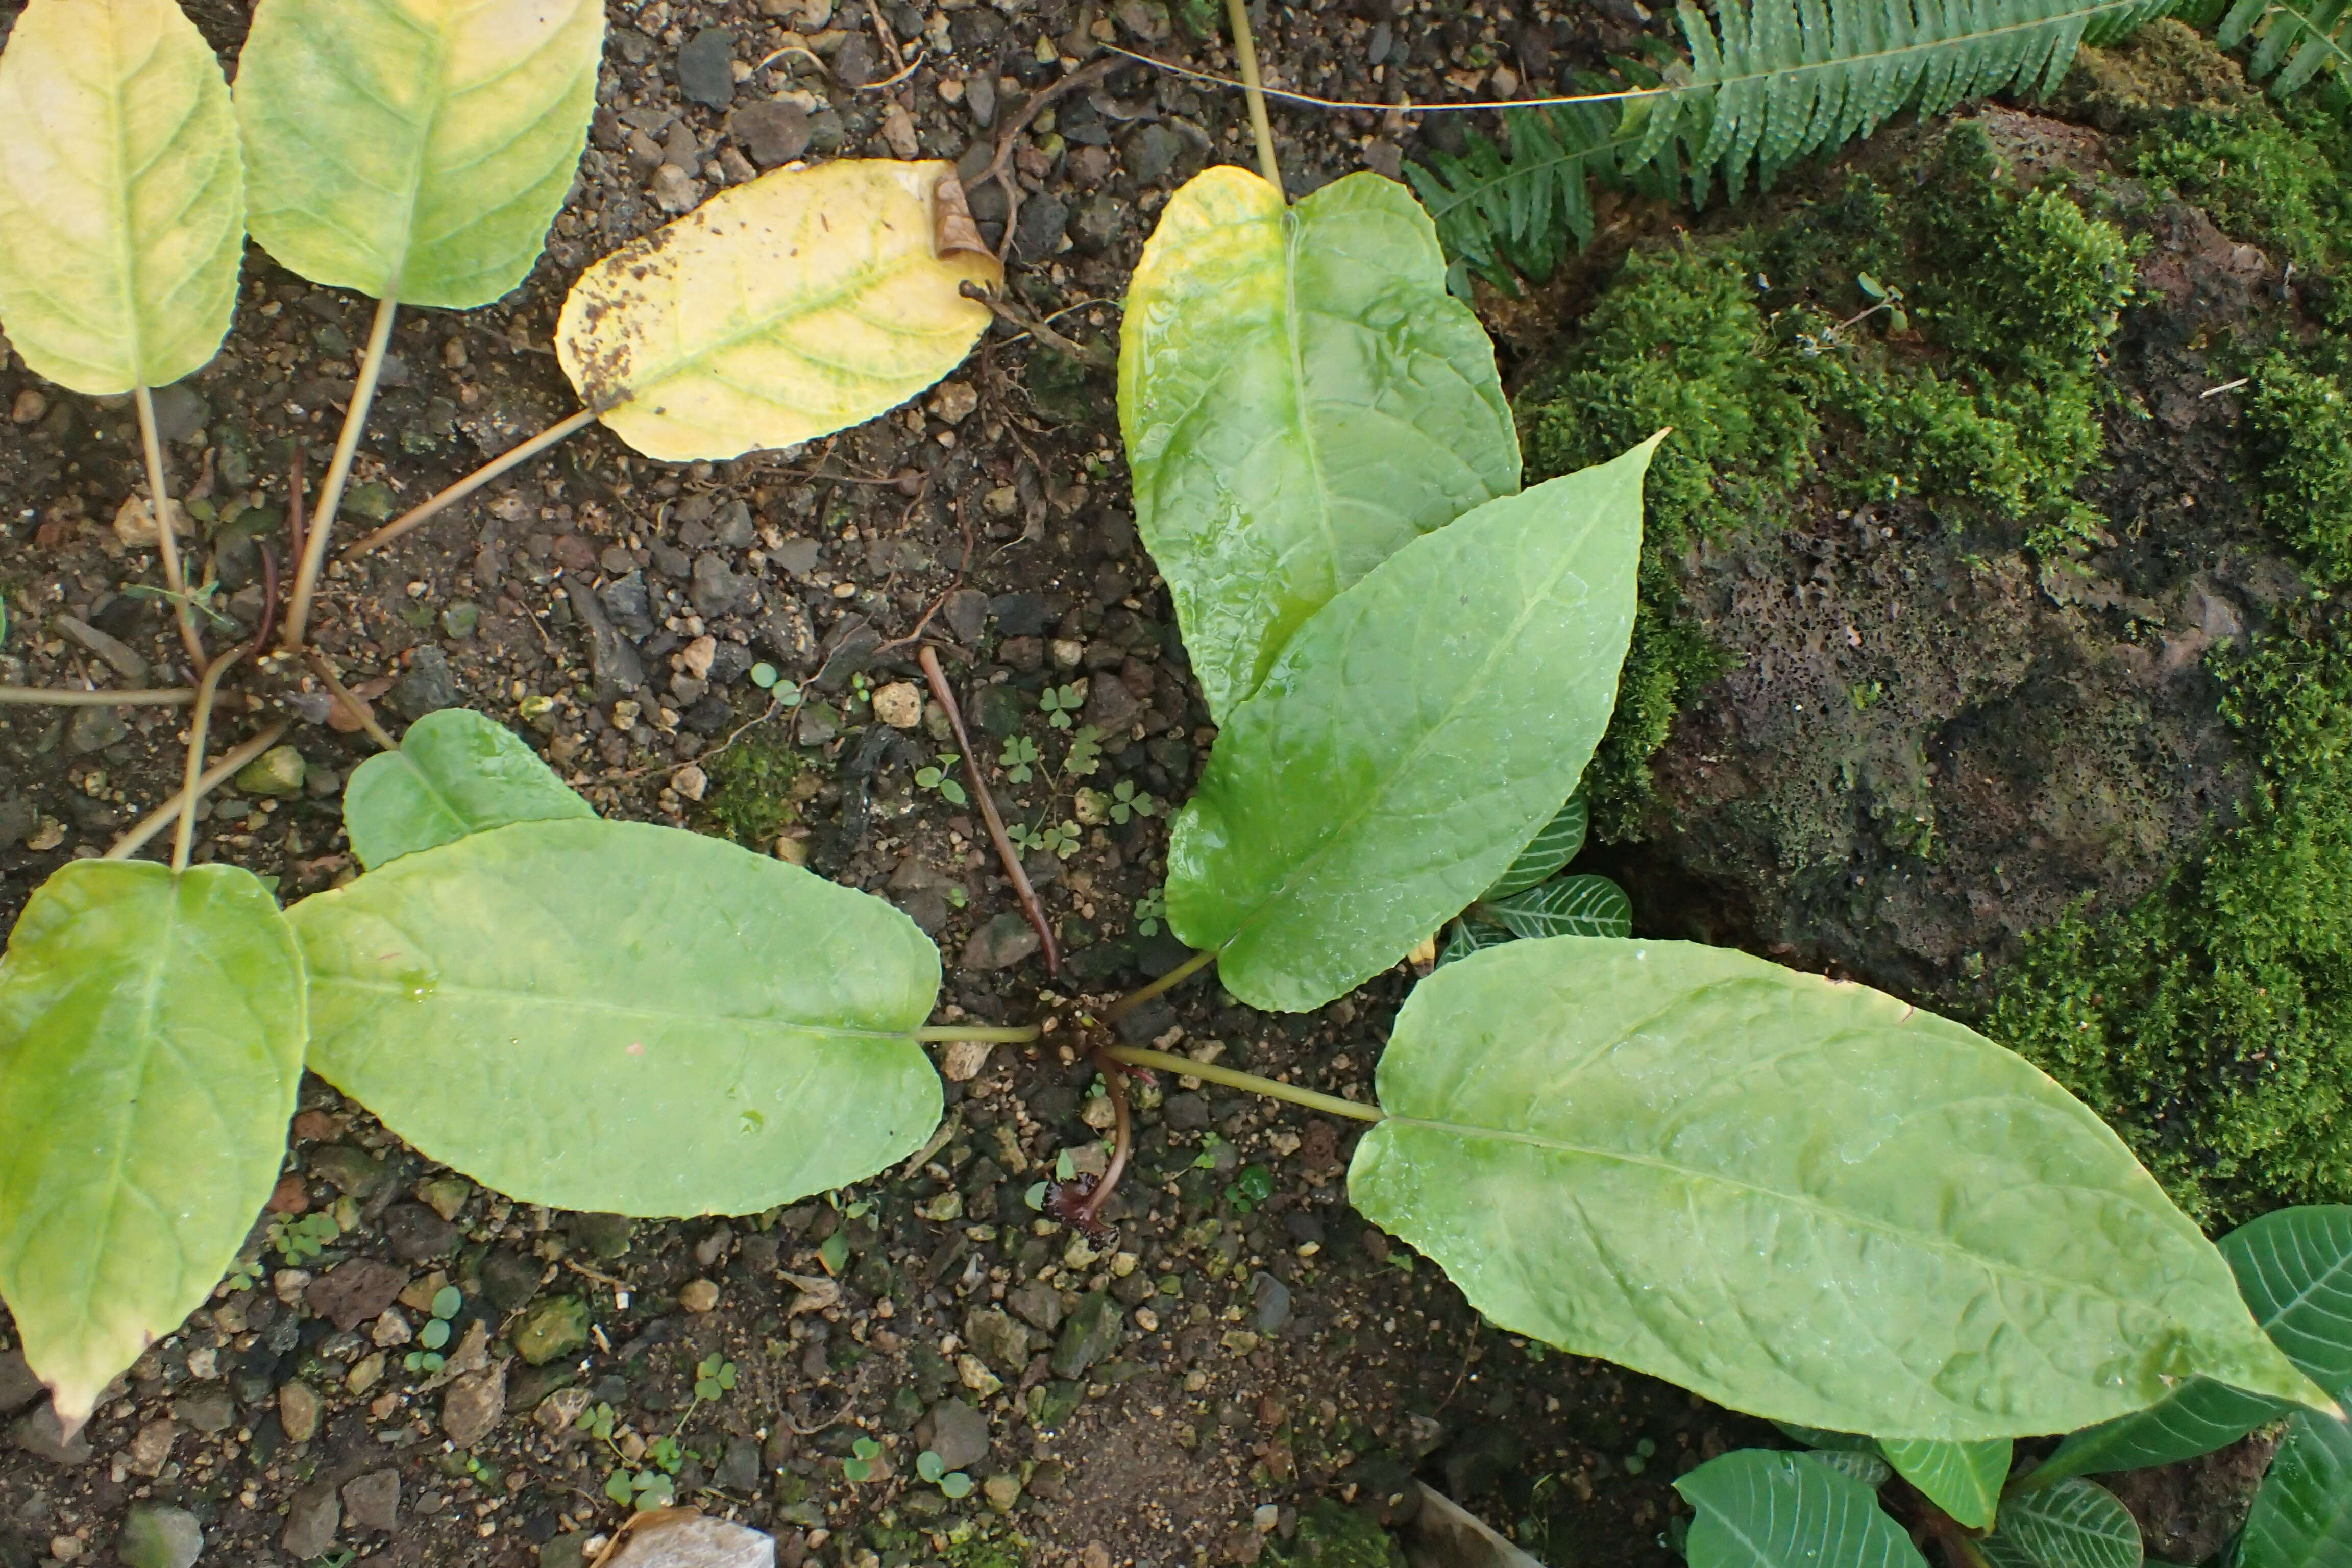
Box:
[2220,0,2350,94]
[1406,103,1636,287]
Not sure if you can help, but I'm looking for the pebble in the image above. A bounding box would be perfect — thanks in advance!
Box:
[717,1435,764,1492]
[678,27,739,106]
[680,1278,722,1313]
[381,1203,460,1261]
[924,1398,990,1471]
[277,1381,322,1443]
[54,615,147,684]
[984,1472,1024,1511]
[872,681,924,729]
[173,1389,234,1436]
[1050,1293,1125,1380]
[960,912,1041,972]
[512,1295,591,1365]
[480,1245,543,1313]
[691,554,748,618]
[10,1403,91,1465]
[1250,1271,1293,1334]
[281,1485,339,1560]
[116,1505,202,1568]
[235,745,307,798]
[652,162,703,213]
[390,646,460,718]
[733,101,810,167]
[342,1469,401,1534]
[66,705,125,754]
[123,1420,175,1477]
[440,1362,506,1449]
[1007,1280,1064,1334]
[963,1308,1032,1373]
[11,387,47,423]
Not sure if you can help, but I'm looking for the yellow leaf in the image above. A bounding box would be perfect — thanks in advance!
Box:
[0,0,245,395]
[556,160,1002,463]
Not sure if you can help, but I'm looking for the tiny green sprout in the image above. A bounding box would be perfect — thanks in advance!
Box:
[224,1254,263,1293]
[818,1232,850,1275]
[1227,1164,1276,1214]
[1056,1147,1078,1181]
[695,1353,737,1401]
[1041,821,1081,860]
[843,1435,885,1484]
[420,1318,450,1351]
[776,685,803,708]
[430,1284,462,1320]
[1064,726,1103,776]
[576,1402,621,1444]
[1193,1131,1227,1170]
[402,1348,445,1375]
[940,1471,974,1499]
[750,662,779,689]
[648,1435,684,1474]
[999,735,1041,783]
[270,1210,341,1265]
[1024,1180,1049,1211]
[1108,779,1156,824]
[918,1449,948,1483]
[1134,890,1166,937]
[845,1198,874,1220]
[915,753,969,806]
[946,885,968,909]
[1039,683,1085,729]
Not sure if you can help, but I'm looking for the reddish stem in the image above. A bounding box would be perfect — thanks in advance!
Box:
[247,541,279,664]
[286,442,307,570]
[1046,1042,1135,1241]
[918,644,1059,976]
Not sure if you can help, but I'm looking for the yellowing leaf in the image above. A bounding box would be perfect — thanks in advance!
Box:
[0,0,244,395]
[556,160,1002,462]
[234,0,604,308]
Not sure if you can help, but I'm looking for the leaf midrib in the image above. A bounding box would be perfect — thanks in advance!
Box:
[315,973,918,1043]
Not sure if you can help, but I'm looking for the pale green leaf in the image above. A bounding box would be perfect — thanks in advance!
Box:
[1482,791,1589,900]
[557,160,1002,463]
[2239,1411,2352,1568]
[1118,165,1521,722]
[2226,1205,2352,1395]
[1676,1449,1926,1568]
[1877,1438,2011,1530]
[0,863,305,1425]
[1980,1478,2141,1568]
[342,708,593,870]
[234,0,603,308]
[1349,937,2331,1439]
[289,819,942,1216]
[1484,874,1631,939]
[2019,1379,2291,1488]
[1167,439,1656,1013]
[0,0,243,394]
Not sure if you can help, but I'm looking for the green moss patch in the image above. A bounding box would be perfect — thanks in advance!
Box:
[700,722,804,848]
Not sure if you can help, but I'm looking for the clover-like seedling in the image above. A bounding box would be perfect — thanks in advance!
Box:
[694,1353,737,1402]
[1108,779,1156,824]
[1134,890,1166,936]
[999,735,1040,782]
[1039,683,1085,729]
[915,753,969,806]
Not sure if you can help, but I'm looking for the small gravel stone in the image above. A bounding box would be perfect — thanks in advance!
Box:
[390,646,460,718]
[277,1382,322,1444]
[1012,193,1069,266]
[123,1420,175,1477]
[984,1472,1024,1511]
[67,705,125,754]
[512,1295,590,1365]
[172,1390,234,1436]
[691,554,748,618]
[925,1398,990,1471]
[1250,1271,1293,1334]
[481,1246,543,1313]
[381,1203,460,1261]
[678,27,739,106]
[961,912,1041,972]
[680,1278,722,1313]
[116,1505,202,1568]
[342,1469,401,1534]
[717,1435,764,1492]
[54,615,147,684]
[1051,1292,1125,1380]
[732,101,811,167]
[872,681,923,728]
[440,1362,506,1449]
[1007,1280,1064,1333]
[307,1259,409,1331]
[963,1308,1032,1373]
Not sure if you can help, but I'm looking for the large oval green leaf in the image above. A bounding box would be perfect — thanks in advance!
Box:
[342,708,593,870]
[1350,937,2330,1439]
[2229,1206,2352,1395]
[0,863,305,1425]
[2240,1411,2352,1568]
[1675,1449,1926,1568]
[1877,1438,2011,1531]
[234,0,603,308]
[0,0,243,394]
[1980,1478,2141,1568]
[1166,438,1655,1013]
[288,819,943,1216]
[1118,165,1521,722]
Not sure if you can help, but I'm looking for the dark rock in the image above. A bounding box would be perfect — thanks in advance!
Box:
[67,704,125,753]
[717,1435,763,1492]
[307,1143,385,1197]
[1084,674,1145,734]
[924,1399,990,1471]
[391,646,460,718]
[10,1403,92,1464]
[833,30,877,87]
[944,587,989,645]
[691,554,749,618]
[1284,1210,1326,1247]
[961,912,1041,971]
[0,1351,41,1416]
[1162,1092,1210,1131]
[382,1203,460,1261]
[282,1483,340,1559]
[569,1212,634,1260]
[1114,995,1180,1046]
[1050,1292,1124,1380]
[342,1469,401,1534]
[1071,194,1123,252]
[150,383,208,442]
[1011,194,1068,265]
[1031,1380,1083,1431]
[970,683,1027,737]
[990,593,1054,636]
[441,1363,506,1448]
[600,571,656,639]
[963,1309,1033,1373]
[715,499,757,548]
[1007,1279,1065,1334]
[174,1388,235,1435]
[1125,122,1186,185]
[733,101,810,167]
[307,1259,408,1331]
[480,1248,542,1313]
[568,579,648,698]
[815,615,884,690]
[1251,1271,1293,1334]
[117,1503,203,1568]
[678,27,738,106]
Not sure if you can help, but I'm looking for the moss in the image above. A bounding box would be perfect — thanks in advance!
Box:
[1988,624,2352,1224]
[2135,97,2352,276]
[2246,355,2352,582]
[1266,1501,1408,1568]
[700,723,804,848]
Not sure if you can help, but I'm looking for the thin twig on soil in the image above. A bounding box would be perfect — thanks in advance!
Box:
[1100,41,1672,114]
[0,686,196,706]
[345,407,600,559]
[308,649,398,751]
[284,292,398,650]
[286,440,307,569]
[172,649,248,874]
[1225,0,1283,191]
[965,55,1119,264]
[132,384,206,667]
[104,720,288,862]
[959,281,1115,368]
[918,644,1061,976]
[247,541,280,664]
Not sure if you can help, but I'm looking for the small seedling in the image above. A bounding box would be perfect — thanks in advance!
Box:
[268,1211,340,1265]
[1063,726,1103,776]
[1225,1164,1275,1214]
[817,1232,849,1275]
[1134,890,1166,936]
[915,753,969,806]
[693,1353,737,1402]
[605,1468,675,1511]
[1039,683,1085,729]
[999,735,1041,782]
[915,1448,975,1498]
[749,662,780,689]
[403,1284,462,1374]
[1107,779,1157,824]
[843,1435,885,1483]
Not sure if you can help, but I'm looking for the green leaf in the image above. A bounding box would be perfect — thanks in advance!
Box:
[1799,1450,1895,1488]
[1118,166,1522,722]
[818,1233,850,1275]
[1482,792,1590,900]
[431,1284,462,1319]
[917,1450,946,1483]
[2020,1378,2292,1489]
[420,1318,450,1350]
[341,708,594,870]
[0,863,306,1424]
[234,0,604,308]
[2226,1205,2352,1395]
[1349,937,2332,1439]
[1484,874,1631,939]
[1675,1449,1927,1568]
[2239,1411,2352,1568]
[0,0,244,395]
[940,1472,973,1499]
[1980,1478,2141,1568]
[1877,1438,2011,1531]
[1775,1423,1880,1453]
[1437,918,1515,967]
[1167,439,1656,1013]
[289,819,942,1216]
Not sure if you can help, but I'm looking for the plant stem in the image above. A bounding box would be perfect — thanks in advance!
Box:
[1226,0,1282,193]
[171,649,246,875]
[1071,1042,1133,1233]
[1106,1044,1385,1123]
[0,686,195,706]
[919,644,1060,976]
[344,407,599,560]
[132,385,205,668]
[308,649,398,751]
[1105,946,1215,1022]
[284,291,398,651]
[105,720,287,862]
[914,1024,1044,1043]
